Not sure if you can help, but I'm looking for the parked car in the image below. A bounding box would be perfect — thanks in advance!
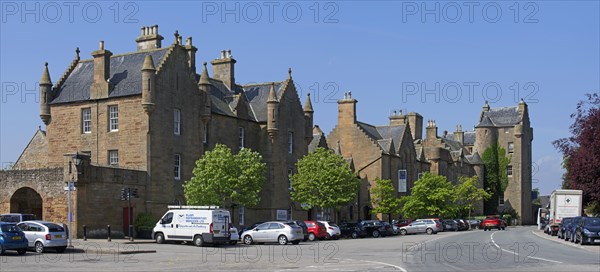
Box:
[290,220,309,241]
[338,222,367,239]
[318,221,341,240]
[18,221,67,253]
[0,213,36,223]
[415,219,442,233]
[456,219,470,231]
[557,217,572,240]
[0,222,28,255]
[399,221,438,235]
[467,219,481,229]
[443,220,459,231]
[480,216,506,231]
[379,221,396,236]
[304,221,328,241]
[568,216,584,242]
[241,221,303,245]
[359,220,390,238]
[229,225,239,245]
[574,217,600,245]
[393,219,412,228]
[239,222,264,237]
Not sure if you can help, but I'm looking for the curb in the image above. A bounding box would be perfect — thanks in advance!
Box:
[530,229,589,250]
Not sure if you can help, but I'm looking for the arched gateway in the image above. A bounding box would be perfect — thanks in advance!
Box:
[10,187,43,219]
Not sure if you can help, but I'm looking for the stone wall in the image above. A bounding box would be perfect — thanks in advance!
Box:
[13,129,48,170]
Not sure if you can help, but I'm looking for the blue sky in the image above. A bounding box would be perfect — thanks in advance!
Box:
[1,1,598,195]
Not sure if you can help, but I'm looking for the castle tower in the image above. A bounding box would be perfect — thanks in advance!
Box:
[198,62,213,122]
[267,83,279,141]
[39,62,52,125]
[141,55,156,114]
[303,92,314,146]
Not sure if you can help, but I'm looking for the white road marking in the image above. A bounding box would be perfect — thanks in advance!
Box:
[360,260,408,272]
[490,231,563,264]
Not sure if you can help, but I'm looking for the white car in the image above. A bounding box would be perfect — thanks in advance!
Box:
[241,221,303,245]
[229,226,239,245]
[18,221,67,253]
[318,221,341,240]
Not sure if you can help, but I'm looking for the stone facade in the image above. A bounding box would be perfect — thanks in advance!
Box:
[1,25,314,236]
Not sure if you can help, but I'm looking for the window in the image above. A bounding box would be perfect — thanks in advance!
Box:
[239,207,245,226]
[238,127,245,149]
[174,154,181,180]
[109,105,118,131]
[108,150,118,166]
[203,122,209,144]
[507,165,513,176]
[287,131,294,154]
[508,142,514,153]
[287,168,293,190]
[398,169,407,192]
[82,108,91,133]
[499,192,505,206]
[174,109,181,135]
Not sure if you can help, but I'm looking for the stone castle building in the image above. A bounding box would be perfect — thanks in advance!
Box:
[313,93,533,224]
[1,25,313,235]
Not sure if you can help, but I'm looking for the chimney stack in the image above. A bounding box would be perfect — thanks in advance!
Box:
[136,25,164,51]
[406,112,423,140]
[389,110,406,126]
[90,40,112,99]
[338,92,357,125]
[185,37,197,74]
[211,49,236,90]
[454,124,464,145]
[426,120,438,140]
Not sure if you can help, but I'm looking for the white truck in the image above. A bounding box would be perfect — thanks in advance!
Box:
[152,206,231,247]
[544,189,582,236]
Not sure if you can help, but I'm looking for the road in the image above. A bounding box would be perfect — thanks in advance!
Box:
[0,226,598,271]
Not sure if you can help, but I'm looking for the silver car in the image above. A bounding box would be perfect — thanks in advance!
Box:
[18,221,68,253]
[241,221,303,245]
[399,221,438,235]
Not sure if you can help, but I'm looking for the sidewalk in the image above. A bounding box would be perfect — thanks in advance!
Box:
[531,229,600,253]
[64,238,157,254]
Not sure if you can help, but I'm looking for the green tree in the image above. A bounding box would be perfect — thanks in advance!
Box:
[184,144,267,212]
[291,147,360,217]
[455,176,491,218]
[370,177,402,222]
[399,172,457,219]
[482,142,510,214]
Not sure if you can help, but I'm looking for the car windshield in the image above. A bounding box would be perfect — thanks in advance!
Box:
[43,223,65,232]
[329,223,339,227]
[585,218,600,226]
[0,224,21,232]
[284,222,298,227]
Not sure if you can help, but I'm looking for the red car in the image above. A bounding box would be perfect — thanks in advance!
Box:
[304,221,328,241]
[480,215,507,231]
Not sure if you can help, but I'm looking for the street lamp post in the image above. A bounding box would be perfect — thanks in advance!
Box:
[65,154,82,248]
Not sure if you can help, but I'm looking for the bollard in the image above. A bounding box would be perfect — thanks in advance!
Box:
[129,225,134,242]
[83,225,87,241]
[107,225,111,242]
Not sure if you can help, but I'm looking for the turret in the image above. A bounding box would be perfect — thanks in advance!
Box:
[267,83,279,142]
[198,62,212,122]
[141,54,156,114]
[303,92,314,145]
[39,62,52,125]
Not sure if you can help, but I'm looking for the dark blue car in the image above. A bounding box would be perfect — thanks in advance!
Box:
[575,217,600,245]
[0,222,28,255]
[568,216,584,243]
[558,217,572,240]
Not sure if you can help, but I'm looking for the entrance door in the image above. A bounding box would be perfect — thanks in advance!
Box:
[123,207,133,235]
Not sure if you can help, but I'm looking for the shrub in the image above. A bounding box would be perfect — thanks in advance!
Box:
[134,213,157,231]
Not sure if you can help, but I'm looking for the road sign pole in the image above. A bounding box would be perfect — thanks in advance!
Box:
[67,181,73,248]
[128,188,133,241]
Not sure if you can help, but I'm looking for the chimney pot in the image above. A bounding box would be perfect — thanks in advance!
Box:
[99,40,104,50]
[221,50,226,59]
[186,37,192,46]
[227,49,232,58]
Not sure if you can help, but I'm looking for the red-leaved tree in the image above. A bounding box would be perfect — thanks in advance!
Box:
[553,93,600,210]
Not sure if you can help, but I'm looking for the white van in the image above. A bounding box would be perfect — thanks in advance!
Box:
[152,206,231,247]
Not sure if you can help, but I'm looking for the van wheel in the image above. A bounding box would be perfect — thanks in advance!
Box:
[17,248,26,255]
[426,228,433,235]
[243,235,253,245]
[308,233,316,241]
[372,230,380,238]
[35,242,44,253]
[155,233,165,244]
[278,235,288,245]
[193,235,204,247]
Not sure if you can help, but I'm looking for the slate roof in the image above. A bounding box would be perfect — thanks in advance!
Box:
[476,106,521,127]
[50,48,168,104]
[308,128,328,153]
[465,152,483,165]
[356,121,406,153]
[442,131,476,145]
[243,82,284,122]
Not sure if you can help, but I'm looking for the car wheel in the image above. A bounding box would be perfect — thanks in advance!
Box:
[350,231,358,239]
[426,228,433,235]
[372,230,380,238]
[55,246,67,253]
[193,235,204,247]
[155,233,165,244]
[35,241,44,254]
[501,227,505,231]
[243,235,253,245]
[278,235,288,245]
[0,246,5,255]
[17,248,26,255]
[292,240,300,245]
[400,229,407,235]
[325,233,331,240]
[308,233,316,241]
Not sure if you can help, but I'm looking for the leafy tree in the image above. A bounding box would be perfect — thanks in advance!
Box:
[370,177,402,222]
[399,172,457,219]
[456,176,491,218]
[184,144,267,213]
[291,147,360,216]
[482,142,510,214]
[553,93,600,207]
